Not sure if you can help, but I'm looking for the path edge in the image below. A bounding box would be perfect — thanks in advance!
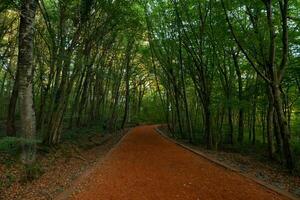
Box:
[55,128,132,200]
[154,126,299,200]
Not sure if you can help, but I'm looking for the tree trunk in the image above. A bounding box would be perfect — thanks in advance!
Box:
[6,69,19,136]
[69,68,85,128]
[203,97,212,149]
[273,110,282,155]
[17,0,37,166]
[261,109,266,144]
[251,101,257,145]
[77,66,91,127]
[121,65,130,129]
[176,7,193,142]
[233,52,244,143]
[121,37,134,129]
[266,86,274,158]
[179,49,193,142]
[227,105,234,145]
[272,84,294,169]
[0,72,7,98]
[173,84,184,138]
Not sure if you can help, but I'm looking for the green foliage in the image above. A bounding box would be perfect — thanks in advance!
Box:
[132,95,166,124]
[0,137,41,155]
[0,137,23,155]
[62,121,104,141]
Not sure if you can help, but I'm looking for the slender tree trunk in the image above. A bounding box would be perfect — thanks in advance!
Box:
[248,111,252,142]
[6,69,19,136]
[218,104,225,144]
[251,101,257,145]
[261,111,266,145]
[179,44,192,142]
[121,67,130,129]
[173,83,184,138]
[69,68,85,128]
[266,86,274,158]
[273,110,282,157]
[0,72,7,97]
[77,66,91,127]
[227,103,234,145]
[121,37,134,129]
[175,3,193,142]
[108,67,123,131]
[272,84,294,169]
[203,96,212,149]
[137,83,144,114]
[233,52,244,143]
[0,72,7,118]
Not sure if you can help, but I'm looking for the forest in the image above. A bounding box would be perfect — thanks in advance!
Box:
[0,0,300,199]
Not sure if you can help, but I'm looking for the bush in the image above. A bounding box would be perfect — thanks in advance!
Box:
[0,137,41,157]
[0,137,23,155]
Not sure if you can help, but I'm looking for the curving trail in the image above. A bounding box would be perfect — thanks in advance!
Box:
[67,125,289,200]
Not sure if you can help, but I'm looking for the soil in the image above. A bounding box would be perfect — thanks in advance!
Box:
[62,125,290,200]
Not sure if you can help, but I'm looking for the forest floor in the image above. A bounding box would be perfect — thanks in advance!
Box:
[0,127,126,200]
[58,125,291,200]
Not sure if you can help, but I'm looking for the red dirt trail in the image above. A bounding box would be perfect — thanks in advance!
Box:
[66,125,289,200]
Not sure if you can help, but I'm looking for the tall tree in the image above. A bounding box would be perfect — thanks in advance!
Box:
[17,0,37,167]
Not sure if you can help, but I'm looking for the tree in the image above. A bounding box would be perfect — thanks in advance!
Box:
[17,0,37,168]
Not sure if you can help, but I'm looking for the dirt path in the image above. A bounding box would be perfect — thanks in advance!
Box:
[64,125,290,200]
